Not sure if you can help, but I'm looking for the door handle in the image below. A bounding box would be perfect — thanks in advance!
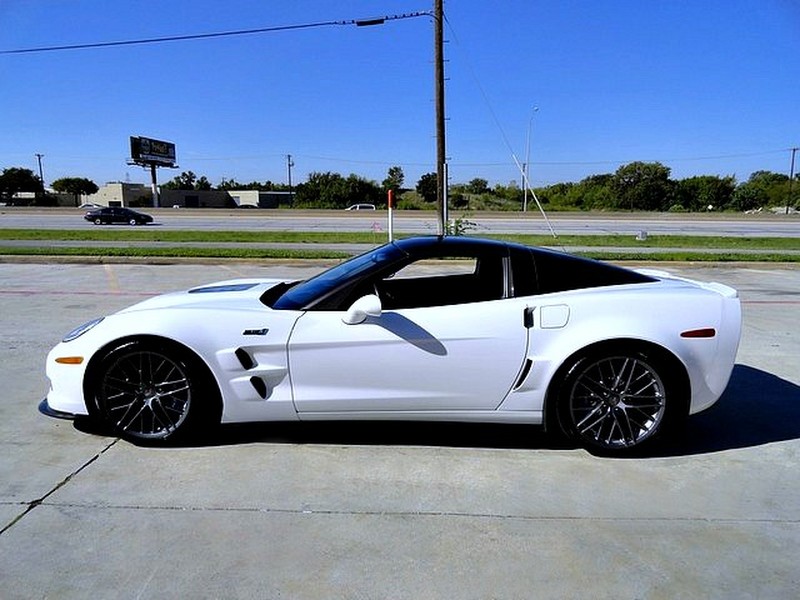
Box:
[523,307,535,329]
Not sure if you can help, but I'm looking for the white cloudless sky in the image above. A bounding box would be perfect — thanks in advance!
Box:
[1,0,798,189]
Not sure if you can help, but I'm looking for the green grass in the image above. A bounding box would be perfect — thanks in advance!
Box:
[574,251,799,262]
[0,228,798,262]
[0,229,385,244]
[1,228,798,250]
[483,233,800,251]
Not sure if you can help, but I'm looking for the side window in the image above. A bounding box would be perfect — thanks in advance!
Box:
[531,249,656,295]
[378,253,506,309]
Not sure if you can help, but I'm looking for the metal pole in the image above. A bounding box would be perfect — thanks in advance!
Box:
[788,147,797,215]
[287,154,294,204]
[35,153,45,195]
[434,0,446,235]
[150,163,159,207]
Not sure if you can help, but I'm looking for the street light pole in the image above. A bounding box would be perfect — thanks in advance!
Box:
[35,153,45,195]
[522,107,538,212]
[287,154,294,205]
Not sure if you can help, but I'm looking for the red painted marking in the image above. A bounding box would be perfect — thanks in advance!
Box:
[0,290,156,297]
[741,300,800,305]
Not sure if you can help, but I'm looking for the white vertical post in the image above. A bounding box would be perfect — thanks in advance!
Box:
[387,189,394,242]
[442,162,449,233]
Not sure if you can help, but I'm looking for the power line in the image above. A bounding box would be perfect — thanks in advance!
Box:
[0,12,430,55]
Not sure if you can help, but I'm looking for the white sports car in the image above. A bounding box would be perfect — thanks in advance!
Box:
[41,236,741,453]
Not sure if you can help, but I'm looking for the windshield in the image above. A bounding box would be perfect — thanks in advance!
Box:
[266,242,407,310]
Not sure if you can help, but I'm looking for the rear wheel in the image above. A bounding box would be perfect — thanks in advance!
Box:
[129,218,138,226]
[92,340,218,443]
[557,348,679,452]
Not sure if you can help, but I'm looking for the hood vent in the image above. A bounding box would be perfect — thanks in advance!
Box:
[189,283,258,294]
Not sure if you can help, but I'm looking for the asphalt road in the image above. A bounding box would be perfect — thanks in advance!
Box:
[2,207,799,236]
[1,261,799,598]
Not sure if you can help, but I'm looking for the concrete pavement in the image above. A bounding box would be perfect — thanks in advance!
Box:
[1,261,798,598]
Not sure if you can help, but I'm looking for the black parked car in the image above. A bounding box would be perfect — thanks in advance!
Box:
[84,207,153,226]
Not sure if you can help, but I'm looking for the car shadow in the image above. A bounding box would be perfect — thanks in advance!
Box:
[645,364,800,457]
[73,365,800,457]
[209,420,566,451]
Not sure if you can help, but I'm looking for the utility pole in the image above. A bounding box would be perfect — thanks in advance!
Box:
[287,154,294,205]
[434,0,446,235]
[35,153,45,195]
[788,147,798,215]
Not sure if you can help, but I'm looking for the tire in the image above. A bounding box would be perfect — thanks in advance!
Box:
[557,347,679,452]
[129,218,138,226]
[91,340,219,443]
[94,218,102,225]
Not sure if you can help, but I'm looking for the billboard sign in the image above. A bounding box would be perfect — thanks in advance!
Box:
[130,136,177,167]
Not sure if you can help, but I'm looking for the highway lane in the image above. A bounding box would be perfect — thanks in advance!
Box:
[1,207,798,236]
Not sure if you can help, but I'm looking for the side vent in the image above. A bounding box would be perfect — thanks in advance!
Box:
[250,377,268,399]
[235,348,255,370]
[513,358,533,390]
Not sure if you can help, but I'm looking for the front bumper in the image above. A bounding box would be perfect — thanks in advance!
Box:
[39,397,78,420]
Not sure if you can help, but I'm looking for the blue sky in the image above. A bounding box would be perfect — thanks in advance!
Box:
[1,1,798,190]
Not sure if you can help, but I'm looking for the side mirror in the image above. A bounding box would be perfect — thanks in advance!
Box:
[342,294,382,325]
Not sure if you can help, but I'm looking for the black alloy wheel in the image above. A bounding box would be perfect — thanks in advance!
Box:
[93,340,217,443]
[559,349,676,452]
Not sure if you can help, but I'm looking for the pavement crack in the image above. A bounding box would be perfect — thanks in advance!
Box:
[0,438,119,536]
[20,502,800,526]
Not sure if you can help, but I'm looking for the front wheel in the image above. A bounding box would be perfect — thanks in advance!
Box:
[129,218,138,226]
[94,218,102,225]
[92,340,218,443]
[557,349,679,452]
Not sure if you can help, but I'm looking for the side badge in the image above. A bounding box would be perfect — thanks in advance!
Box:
[243,328,269,336]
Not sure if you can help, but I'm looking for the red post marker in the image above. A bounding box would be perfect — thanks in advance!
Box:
[387,189,394,242]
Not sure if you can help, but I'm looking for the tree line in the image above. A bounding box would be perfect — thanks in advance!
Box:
[2,162,797,211]
[530,162,797,212]
[155,162,800,212]
[0,167,98,206]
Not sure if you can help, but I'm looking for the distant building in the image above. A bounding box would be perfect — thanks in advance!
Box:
[162,189,294,208]
[160,189,235,208]
[9,189,74,207]
[227,190,293,208]
[89,182,150,207]
[84,182,293,208]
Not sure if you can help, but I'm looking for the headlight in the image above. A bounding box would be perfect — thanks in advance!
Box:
[62,317,104,342]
